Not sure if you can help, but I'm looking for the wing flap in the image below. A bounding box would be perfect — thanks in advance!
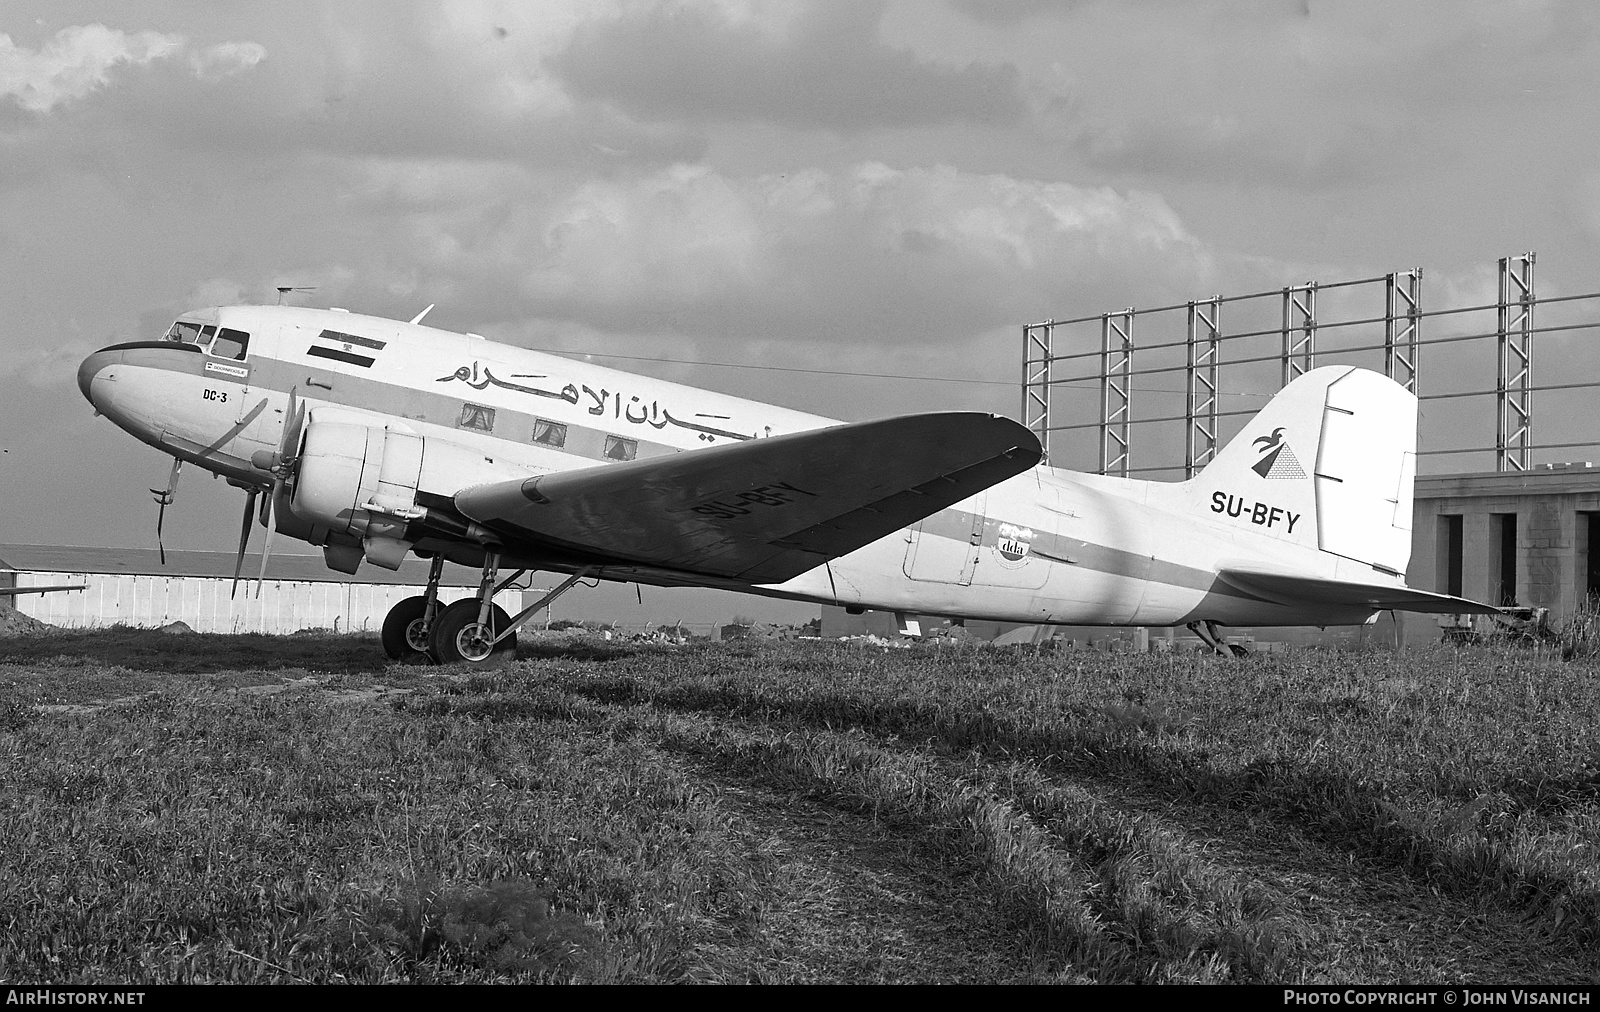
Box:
[454,412,1041,584]
[1218,567,1500,615]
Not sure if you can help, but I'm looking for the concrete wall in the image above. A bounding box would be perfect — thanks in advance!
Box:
[1411,467,1600,624]
[11,571,526,634]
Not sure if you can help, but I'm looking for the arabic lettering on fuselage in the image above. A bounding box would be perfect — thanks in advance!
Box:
[437,362,578,404]
[436,361,753,442]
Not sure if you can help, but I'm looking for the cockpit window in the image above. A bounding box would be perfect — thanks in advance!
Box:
[210,328,249,361]
[165,321,205,344]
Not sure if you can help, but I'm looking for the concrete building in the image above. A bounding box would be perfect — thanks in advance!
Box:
[1410,464,1600,623]
[0,545,526,634]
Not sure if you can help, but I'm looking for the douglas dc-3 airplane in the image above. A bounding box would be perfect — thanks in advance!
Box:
[75,304,1495,663]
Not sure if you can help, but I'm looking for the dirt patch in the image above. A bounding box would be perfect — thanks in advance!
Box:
[1075,775,1600,982]
[685,763,1069,983]
[26,674,418,714]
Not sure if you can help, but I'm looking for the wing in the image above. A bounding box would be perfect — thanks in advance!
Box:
[454,412,1041,584]
[1217,566,1500,615]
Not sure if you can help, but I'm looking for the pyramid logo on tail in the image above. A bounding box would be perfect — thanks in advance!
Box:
[1251,427,1306,480]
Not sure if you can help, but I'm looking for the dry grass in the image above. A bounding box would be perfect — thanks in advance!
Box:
[0,630,1596,982]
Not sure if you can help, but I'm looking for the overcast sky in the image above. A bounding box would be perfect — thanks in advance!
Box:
[4,1,1599,621]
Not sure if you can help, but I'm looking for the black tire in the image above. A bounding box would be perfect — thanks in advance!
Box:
[381,595,432,662]
[429,598,517,666]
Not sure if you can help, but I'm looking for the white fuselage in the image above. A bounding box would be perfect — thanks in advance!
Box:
[79,305,1382,628]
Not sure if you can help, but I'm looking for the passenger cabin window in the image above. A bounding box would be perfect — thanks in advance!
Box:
[209,328,250,360]
[165,321,205,344]
[459,403,496,432]
[604,435,638,461]
[532,419,567,448]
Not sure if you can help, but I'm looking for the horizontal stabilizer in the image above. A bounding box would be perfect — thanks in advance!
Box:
[454,412,1041,584]
[1217,566,1500,615]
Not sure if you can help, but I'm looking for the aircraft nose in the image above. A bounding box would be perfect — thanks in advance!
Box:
[77,349,116,407]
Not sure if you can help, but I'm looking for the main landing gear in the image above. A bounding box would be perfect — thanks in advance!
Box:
[380,551,592,666]
[1187,619,1249,658]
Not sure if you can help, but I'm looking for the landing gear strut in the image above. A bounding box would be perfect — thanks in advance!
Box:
[381,555,445,662]
[382,549,594,666]
[1187,619,1248,658]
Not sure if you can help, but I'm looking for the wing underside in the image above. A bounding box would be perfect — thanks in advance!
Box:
[453,412,1042,585]
[1217,567,1500,615]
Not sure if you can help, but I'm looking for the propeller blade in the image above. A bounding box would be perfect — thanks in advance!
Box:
[154,500,167,567]
[255,505,277,600]
[255,388,306,600]
[149,457,182,567]
[255,478,289,600]
[279,387,303,462]
[231,488,258,599]
[238,389,308,600]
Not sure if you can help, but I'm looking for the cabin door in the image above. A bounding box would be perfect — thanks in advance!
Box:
[902,493,986,586]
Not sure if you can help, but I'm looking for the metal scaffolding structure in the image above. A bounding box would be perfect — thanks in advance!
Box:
[1099,309,1133,477]
[1385,269,1423,394]
[1020,322,1052,463]
[1020,252,1600,478]
[1280,282,1317,387]
[1497,253,1535,471]
[1184,297,1222,477]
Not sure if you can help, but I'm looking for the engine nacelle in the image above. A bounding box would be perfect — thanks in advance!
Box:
[290,419,533,567]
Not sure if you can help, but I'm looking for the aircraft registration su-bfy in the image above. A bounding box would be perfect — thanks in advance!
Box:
[75,304,1495,663]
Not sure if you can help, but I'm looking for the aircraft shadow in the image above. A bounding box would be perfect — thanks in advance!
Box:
[0,627,392,675]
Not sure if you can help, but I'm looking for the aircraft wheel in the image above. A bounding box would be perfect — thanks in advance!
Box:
[429,598,517,666]
[381,596,433,662]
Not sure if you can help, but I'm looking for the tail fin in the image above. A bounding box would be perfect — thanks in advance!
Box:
[1187,366,1417,575]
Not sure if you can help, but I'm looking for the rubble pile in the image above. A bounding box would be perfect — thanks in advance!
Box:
[0,608,53,636]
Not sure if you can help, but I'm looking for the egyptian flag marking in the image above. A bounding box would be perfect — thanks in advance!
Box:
[307,329,386,368]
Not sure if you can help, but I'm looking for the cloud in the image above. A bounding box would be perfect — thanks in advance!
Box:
[0,22,268,122]
[0,24,184,113]
[332,158,1254,351]
[1577,172,1600,242]
[1027,0,1599,187]
[0,340,93,388]
[188,41,267,80]
[181,277,253,309]
[551,1,1027,131]
[0,8,703,171]
[948,0,1076,25]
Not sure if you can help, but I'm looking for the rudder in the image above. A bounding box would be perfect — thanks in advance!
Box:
[1186,366,1418,576]
[1313,368,1416,575]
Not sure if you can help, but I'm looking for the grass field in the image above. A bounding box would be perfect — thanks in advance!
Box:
[0,628,1596,983]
